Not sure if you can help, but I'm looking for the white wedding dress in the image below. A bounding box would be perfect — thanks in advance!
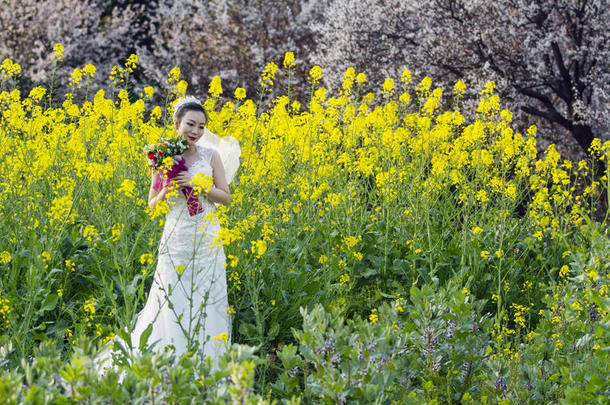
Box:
[130,144,230,361]
[97,131,240,371]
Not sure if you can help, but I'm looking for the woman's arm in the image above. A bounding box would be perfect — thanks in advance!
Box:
[207,151,231,206]
[147,169,170,208]
[165,151,231,205]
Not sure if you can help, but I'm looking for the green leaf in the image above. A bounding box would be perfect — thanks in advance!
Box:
[139,324,153,352]
[239,322,258,340]
[39,294,58,313]
[267,322,280,340]
[360,268,378,278]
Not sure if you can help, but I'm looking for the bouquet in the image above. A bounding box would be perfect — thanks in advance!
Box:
[143,137,203,216]
[144,137,188,169]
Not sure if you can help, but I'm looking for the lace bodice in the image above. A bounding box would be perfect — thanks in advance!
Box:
[188,145,214,178]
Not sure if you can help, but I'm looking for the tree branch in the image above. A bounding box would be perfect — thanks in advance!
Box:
[521,105,572,130]
[550,41,574,107]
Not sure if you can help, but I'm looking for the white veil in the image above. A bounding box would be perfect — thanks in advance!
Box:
[196,128,241,184]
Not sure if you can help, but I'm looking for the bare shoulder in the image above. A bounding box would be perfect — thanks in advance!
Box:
[196,144,217,162]
[208,148,222,167]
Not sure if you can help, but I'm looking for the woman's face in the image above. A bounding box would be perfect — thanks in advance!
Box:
[175,110,206,148]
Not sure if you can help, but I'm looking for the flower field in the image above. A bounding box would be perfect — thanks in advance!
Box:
[0,51,609,403]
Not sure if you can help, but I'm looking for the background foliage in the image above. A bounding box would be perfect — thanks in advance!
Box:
[0,46,608,402]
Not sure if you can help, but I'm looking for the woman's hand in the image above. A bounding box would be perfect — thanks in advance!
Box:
[148,169,171,208]
[173,171,193,188]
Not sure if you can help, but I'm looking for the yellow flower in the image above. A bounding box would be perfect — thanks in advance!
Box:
[83,64,96,77]
[587,269,599,282]
[175,80,188,95]
[344,67,356,81]
[70,68,83,86]
[453,80,466,96]
[83,225,99,243]
[342,235,361,249]
[41,251,52,262]
[355,72,367,84]
[417,77,432,95]
[28,86,46,101]
[168,67,181,83]
[283,51,295,69]
[125,54,138,72]
[65,259,75,272]
[260,62,279,87]
[111,223,124,242]
[0,58,22,78]
[52,43,64,61]
[480,250,490,259]
[84,297,96,315]
[471,226,483,235]
[118,179,136,198]
[212,332,229,344]
[476,190,489,203]
[227,271,242,291]
[139,253,154,265]
[369,308,378,323]
[401,69,411,85]
[0,251,10,264]
[480,81,496,95]
[208,76,223,97]
[48,195,75,228]
[309,65,322,83]
[362,92,374,104]
[175,264,186,274]
[234,87,246,100]
[227,254,239,267]
[394,297,405,312]
[192,173,214,194]
[382,78,395,95]
[339,274,350,284]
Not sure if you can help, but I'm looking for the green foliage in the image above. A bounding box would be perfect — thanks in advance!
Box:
[0,341,272,404]
[271,279,492,403]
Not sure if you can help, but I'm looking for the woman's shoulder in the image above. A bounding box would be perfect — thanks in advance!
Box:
[196,144,217,160]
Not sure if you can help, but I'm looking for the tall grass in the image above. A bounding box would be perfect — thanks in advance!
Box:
[0,51,608,403]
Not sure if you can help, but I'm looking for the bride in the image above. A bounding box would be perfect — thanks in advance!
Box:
[102,96,240,368]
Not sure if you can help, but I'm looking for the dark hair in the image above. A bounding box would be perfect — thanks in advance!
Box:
[174,102,207,123]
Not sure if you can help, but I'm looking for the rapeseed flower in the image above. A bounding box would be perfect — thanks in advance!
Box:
[283,51,295,69]
[209,76,222,98]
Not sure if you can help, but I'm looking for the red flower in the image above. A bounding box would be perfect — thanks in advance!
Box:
[148,151,157,160]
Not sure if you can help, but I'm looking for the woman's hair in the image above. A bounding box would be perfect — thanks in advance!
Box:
[173,96,207,123]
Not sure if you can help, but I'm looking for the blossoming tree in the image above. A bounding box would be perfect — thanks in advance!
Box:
[314,0,610,159]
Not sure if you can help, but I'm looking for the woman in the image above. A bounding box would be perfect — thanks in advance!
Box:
[134,96,233,363]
